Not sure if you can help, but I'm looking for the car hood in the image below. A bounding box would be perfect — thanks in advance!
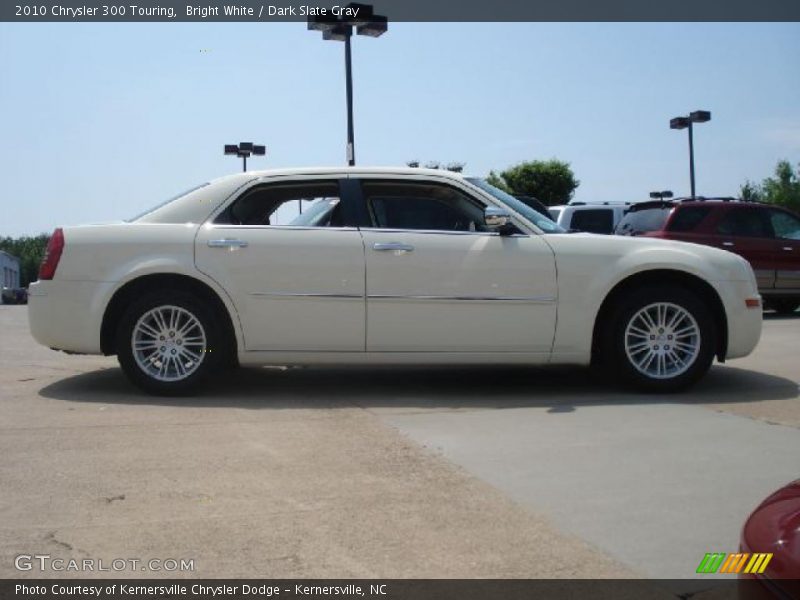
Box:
[742,480,800,583]
[543,232,755,283]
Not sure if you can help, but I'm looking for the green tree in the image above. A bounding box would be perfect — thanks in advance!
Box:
[0,233,50,287]
[488,160,579,206]
[740,160,800,212]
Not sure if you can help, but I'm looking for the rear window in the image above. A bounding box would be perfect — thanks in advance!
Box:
[667,206,712,232]
[615,207,672,236]
[569,209,614,234]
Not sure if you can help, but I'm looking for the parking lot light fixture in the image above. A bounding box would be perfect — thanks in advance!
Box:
[649,190,674,202]
[670,110,711,199]
[307,2,388,167]
[224,142,266,172]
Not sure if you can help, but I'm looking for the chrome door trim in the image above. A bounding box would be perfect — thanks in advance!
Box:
[249,292,364,299]
[368,294,557,304]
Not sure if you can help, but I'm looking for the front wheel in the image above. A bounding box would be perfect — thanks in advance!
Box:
[116,291,222,395]
[606,286,716,392]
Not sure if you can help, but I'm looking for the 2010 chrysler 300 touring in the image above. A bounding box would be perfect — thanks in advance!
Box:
[28,168,762,395]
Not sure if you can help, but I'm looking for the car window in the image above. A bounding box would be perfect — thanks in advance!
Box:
[716,208,773,238]
[615,207,671,235]
[769,209,800,240]
[569,209,614,234]
[362,181,489,232]
[215,181,342,227]
[465,178,564,233]
[667,206,712,232]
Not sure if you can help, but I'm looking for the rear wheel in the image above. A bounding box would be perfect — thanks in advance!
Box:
[768,298,800,315]
[116,290,222,395]
[606,286,716,392]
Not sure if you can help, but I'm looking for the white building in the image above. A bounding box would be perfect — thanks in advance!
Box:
[1,250,21,290]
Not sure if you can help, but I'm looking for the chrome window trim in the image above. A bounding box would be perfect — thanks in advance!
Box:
[205,224,359,232]
[360,227,529,238]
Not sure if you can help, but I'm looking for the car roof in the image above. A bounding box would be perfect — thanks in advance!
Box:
[212,166,469,185]
[625,197,761,212]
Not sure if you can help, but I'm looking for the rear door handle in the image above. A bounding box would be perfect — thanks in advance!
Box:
[372,242,414,252]
[783,247,793,251]
[722,241,734,247]
[208,238,248,248]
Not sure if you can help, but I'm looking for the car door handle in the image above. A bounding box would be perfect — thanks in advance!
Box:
[208,238,249,248]
[372,242,414,252]
[784,247,794,251]
[722,241,734,247]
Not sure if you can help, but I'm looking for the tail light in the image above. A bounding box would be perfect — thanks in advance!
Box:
[38,228,64,280]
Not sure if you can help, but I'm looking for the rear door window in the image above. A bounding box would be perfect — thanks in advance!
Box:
[667,206,712,232]
[569,209,614,234]
[615,207,672,235]
[716,208,773,238]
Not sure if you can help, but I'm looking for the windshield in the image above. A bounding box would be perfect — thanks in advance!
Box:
[465,178,565,233]
[127,183,210,222]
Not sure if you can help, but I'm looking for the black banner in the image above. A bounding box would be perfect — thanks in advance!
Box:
[0,579,762,600]
[3,0,800,22]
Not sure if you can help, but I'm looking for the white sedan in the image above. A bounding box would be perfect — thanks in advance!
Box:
[28,168,762,395]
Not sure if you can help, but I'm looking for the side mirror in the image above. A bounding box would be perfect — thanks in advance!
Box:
[484,206,512,232]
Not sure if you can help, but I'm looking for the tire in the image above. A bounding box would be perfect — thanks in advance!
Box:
[769,298,800,315]
[604,285,716,392]
[116,290,223,395]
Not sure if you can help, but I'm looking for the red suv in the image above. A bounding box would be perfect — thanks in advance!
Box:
[615,198,800,314]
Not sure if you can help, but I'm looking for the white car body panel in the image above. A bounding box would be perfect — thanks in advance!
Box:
[28,167,762,371]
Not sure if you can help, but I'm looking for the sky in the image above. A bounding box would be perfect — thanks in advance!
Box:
[1,21,799,236]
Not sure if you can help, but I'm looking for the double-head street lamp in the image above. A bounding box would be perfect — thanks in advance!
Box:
[224,142,266,172]
[649,190,674,201]
[670,110,711,199]
[308,3,388,166]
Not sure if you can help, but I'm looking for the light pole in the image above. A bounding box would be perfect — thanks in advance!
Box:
[670,110,711,199]
[224,143,266,172]
[307,3,388,166]
[649,190,674,202]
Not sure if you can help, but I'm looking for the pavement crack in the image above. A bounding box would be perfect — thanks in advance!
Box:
[45,531,73,551]
[104,494,126,504]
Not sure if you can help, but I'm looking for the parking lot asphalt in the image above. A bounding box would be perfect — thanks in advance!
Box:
[0,305,798,589]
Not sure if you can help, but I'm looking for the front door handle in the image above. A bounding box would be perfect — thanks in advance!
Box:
[372,242,415,252]
[722,241,734,247]
[208,238,249,248]
[784,247,794,251]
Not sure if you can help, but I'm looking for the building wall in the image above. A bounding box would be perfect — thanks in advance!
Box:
[0,251,21,289]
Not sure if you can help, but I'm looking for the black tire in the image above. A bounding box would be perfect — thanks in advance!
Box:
[116,290,224,396]
[768,298,800,315]
[604,285,716,393]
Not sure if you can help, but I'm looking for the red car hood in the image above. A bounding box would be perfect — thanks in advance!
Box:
[742,479,800,588]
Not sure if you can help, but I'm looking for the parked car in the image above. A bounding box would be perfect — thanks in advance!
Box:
[740,479,800,598]
[548,202,629,234]
[28,168,761,395]
[1,287,28,305]
[615,198,800,314]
